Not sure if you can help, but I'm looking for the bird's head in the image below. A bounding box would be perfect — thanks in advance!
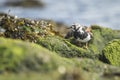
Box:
[68,23,85,34]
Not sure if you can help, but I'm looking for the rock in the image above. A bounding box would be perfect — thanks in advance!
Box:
[0,37,79,73]
[0,37,83,72]
[0,14,56,42]
[0,37,58,72]
[37,36,98,59]
[60,58,120,80]
[0,37,120,80]
[85,25,119,54]
[102,39,120,66]
[0,13,120,60]
[0,13,120,80]
[55,22,69,37]
[4,0,44,8]
[75,58,120,74]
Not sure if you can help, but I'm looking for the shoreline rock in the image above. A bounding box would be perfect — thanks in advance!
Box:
[0,13,120,80]
[4,0,44,8]
[102,39,120,66]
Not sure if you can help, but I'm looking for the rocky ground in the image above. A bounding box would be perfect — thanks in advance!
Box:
[0,13,120,80]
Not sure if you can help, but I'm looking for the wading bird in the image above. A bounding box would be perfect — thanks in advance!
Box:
[65,23,92,48]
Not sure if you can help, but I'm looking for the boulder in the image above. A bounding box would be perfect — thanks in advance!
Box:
[37,36,98,59]
[102,39,120,66]
[0,37,120,80]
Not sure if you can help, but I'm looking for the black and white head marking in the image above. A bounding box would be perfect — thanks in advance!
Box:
[70,23,85,34]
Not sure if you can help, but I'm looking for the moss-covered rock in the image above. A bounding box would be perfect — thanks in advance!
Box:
[102,39,120,66]
[61,58,120,80]
[0,13,120,80]
[88,25,119,54]
[74,58,120,74]
[37,36,99,59]
[0,37,69,72]
[0,37,120,80]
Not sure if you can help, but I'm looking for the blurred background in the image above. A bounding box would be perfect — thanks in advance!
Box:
[0,0,120,29]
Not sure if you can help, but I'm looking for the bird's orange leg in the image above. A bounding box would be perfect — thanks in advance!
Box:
[85,42,88,49]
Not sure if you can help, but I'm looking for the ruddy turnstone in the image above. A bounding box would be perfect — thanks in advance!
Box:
[65,23,92,48]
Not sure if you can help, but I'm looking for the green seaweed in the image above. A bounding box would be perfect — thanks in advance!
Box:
[0,37,58,72]
[102,39,120,66]
[0,37,120,80]
[37,36,98,59]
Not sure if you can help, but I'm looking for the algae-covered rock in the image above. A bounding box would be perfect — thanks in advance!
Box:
[0,13,120,80]
[0,37,83,73]
[75,58,120,74]
[88,25,119,54]
[60,58,120,80]
[0,37,67,72]
[0,14,57,42]
[102,39,120,66]
[0,38,120,80]
[37,36,98,59]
